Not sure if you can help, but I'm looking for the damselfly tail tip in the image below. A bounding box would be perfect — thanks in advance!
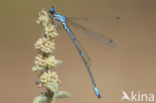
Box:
[94,87,101,99]
[97,94,101,99]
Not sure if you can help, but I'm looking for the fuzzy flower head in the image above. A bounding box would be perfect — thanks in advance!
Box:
[40,71,60,85]
[35,37,55,54]
[36,9,49,27]
[34,54,62,69]
[44,24,59,38]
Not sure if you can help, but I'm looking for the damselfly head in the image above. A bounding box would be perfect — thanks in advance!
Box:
[49,7,56,15]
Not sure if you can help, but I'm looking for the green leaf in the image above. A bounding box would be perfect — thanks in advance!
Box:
[33,95,48,103]
[43,82,58,92]
[32,65,43,72]
[55,91,71,99]
[53,60,62,67]
[41,48,51,54]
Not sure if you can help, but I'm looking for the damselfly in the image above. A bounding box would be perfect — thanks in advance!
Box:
[48,7,121,98]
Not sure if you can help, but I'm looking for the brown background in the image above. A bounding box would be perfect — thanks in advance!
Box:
[0,0,156,103]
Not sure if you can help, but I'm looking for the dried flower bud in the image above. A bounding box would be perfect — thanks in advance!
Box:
[44,24,59,38]
[34,54,59,69]
[40,71,60,85]
[35,37,55,54]
[36,9,49,27]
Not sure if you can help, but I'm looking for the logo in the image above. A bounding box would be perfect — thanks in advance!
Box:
[121,91,155,102]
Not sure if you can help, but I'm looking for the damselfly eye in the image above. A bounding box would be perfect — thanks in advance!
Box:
[49,7,55,14]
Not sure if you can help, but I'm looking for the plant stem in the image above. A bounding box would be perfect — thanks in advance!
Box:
[47,89,56,103]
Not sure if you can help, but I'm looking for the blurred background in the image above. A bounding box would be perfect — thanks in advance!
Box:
[0,0,156,103]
